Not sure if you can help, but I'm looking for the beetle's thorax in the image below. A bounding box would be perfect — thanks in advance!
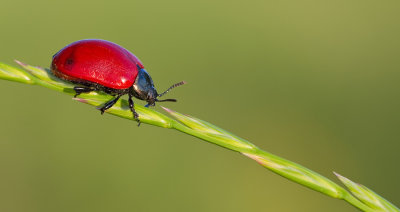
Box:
[131,68,158,106]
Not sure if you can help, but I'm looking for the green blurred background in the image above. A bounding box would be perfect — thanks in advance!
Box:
[0,0,399,211]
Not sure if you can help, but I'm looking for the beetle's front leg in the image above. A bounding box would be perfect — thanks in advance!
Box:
[128,94,140,126]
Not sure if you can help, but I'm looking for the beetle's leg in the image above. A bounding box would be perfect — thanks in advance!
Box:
[73,86,95,97]
[128,94,140,126]
[98,94,122,115]
[144,102,155,108]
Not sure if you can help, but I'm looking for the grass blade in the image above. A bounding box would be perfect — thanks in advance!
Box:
[335,172,399,212]
[1,60,398,212]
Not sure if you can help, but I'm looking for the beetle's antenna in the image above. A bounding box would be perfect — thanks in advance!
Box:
[158,81,186,97]
[156,98,177,102]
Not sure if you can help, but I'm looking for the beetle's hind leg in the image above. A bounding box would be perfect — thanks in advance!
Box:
[73,86,95,97]
[128,94,141,126]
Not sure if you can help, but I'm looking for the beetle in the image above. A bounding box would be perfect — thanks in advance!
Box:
[51,39,185,125]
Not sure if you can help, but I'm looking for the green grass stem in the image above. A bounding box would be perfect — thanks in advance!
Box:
[0,60,398,212]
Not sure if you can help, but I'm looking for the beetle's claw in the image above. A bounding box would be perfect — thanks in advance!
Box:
[134,112,141,127]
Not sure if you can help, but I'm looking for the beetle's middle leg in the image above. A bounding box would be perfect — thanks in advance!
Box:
[98,94,122,114]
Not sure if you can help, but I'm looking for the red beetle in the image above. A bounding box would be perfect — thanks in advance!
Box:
[51,39,184,124]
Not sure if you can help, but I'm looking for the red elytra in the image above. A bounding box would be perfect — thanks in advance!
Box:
[52,39,143,89]
[51,39,185,125]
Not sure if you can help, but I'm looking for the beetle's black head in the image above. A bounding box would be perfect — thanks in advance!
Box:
[131,67,185,107]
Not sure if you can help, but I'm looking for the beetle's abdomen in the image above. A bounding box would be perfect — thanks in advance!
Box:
[51,39,143,89]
